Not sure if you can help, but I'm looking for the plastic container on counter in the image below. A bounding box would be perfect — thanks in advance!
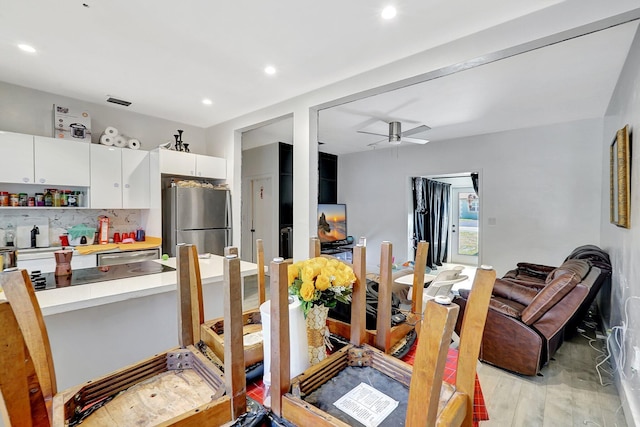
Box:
[0,192,8,206]
[35,193,44,206]
[9,194,19,207]
[18,193,28,207]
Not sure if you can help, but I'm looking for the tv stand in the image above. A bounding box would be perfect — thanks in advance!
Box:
[320,243,354,262]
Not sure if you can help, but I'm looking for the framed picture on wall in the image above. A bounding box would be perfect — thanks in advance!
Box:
[610,124,631,228]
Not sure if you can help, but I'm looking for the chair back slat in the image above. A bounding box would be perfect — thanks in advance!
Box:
[456,266,496,426]
[411,241,429,333]
[350,244,367,345]
[406,299,459,426]
[177,244,204,347]
[223,251,247,420]
[374,241,393,352]
[256,239,266,305]
[270,258,291,417]
[0,301,50,427]
[0,270,56,423]
[310,237,321,258]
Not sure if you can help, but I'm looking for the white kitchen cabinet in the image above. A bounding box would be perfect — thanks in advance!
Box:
[159,150,196,176]
[90,144,122,208]
[0,131,34,183]
[122,149,150,208]
[195,154,226,179]
[34,136,90,186]
[90,145,150,209]
[158,149,225,179]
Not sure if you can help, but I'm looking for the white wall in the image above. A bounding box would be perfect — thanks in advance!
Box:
[601,25,640,425]
[205,3,638,260]
[339,120,603,275]
[0,81,207,154]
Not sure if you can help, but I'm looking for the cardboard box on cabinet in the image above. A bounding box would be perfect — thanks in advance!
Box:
[53,104,92,141]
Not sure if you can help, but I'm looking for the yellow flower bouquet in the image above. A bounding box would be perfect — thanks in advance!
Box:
[288,257,356,315]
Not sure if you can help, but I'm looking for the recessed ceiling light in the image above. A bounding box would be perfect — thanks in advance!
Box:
[18,44,36,53]
[264,65,276,75]
[381,6,397,20]
[202,98,213,106]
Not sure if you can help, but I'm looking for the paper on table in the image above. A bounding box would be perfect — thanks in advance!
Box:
[333,382,399,427]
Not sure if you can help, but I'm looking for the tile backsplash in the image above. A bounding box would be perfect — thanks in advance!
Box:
[0,209,144,247]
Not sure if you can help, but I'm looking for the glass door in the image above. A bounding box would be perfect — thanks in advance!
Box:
[451,187,479,265]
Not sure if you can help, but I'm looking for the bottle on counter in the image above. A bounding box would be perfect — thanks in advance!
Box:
[5,223,15,247]
[0,192,9,206]
[53,190,61,207]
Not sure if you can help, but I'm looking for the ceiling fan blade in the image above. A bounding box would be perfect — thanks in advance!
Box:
[402,137,429,144]
[367,138,386,147]
[357,130,388,137]
[402,124,431,137]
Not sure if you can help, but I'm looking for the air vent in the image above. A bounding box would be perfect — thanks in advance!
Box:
[106,97,131,106]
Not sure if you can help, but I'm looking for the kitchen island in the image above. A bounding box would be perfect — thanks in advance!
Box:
[1,254,259,390]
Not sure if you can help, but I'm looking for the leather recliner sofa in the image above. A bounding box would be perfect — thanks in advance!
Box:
[453,245,611,376]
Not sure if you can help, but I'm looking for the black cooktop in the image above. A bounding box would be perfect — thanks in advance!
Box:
[30,261,176,291]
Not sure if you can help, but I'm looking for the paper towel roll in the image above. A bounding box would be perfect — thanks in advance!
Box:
[113,135,127,148]
[127,138,141,150]
[100,134,114,146]
[104,126,119,137]
[260,298,309,386]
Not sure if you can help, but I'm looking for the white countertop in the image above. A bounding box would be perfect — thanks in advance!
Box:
[2,255,258,316]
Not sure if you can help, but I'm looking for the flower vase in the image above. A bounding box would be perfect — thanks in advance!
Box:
[306,304,329,365]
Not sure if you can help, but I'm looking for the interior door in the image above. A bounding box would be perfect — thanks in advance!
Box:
[242,176,273,263]
[450,187,479,265]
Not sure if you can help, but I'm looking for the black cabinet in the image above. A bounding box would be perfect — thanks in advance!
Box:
[278,144,338,257]
[318,151,337,204]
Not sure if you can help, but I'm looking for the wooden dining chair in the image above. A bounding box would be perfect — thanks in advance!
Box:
[318,237,429,353]
[200,239,267,368]
[0,243,246,426]
[271,241,495,426]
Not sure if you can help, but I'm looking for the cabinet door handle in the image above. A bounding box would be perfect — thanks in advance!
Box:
[114,183,119,188]
[23,177,30,183]
[124,184,130,188]
[39,178,46,184]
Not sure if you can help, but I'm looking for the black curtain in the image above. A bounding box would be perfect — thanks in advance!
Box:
[471,172,479,195]
[412,177,451,269]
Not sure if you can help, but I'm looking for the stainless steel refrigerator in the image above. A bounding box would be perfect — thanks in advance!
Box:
[162,186,231,257]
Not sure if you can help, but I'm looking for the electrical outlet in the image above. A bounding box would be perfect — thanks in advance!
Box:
[632,346,640,373]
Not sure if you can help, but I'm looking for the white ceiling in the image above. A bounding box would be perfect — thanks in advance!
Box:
[318,20,639,155]
[0,0,566,129]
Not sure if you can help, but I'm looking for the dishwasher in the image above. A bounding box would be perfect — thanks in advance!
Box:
[97,248,161,266]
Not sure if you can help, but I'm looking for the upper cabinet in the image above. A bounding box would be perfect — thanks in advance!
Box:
[0,131,35,183]
[122,149,150,208]
[34,136,90,186]
[158,149,226,179]
[195,154,226,179]
[90,144,150,209]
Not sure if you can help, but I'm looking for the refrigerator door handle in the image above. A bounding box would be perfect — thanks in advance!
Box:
[226,190,232,245]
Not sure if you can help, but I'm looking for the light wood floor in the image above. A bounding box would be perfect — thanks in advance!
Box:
[477,333,627,427]
[242,275,627,426]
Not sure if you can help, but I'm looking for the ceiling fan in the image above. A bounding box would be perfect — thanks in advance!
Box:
[358,121,431,146]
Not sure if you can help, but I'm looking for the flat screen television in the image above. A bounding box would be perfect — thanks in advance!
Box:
[317,203,347,244]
